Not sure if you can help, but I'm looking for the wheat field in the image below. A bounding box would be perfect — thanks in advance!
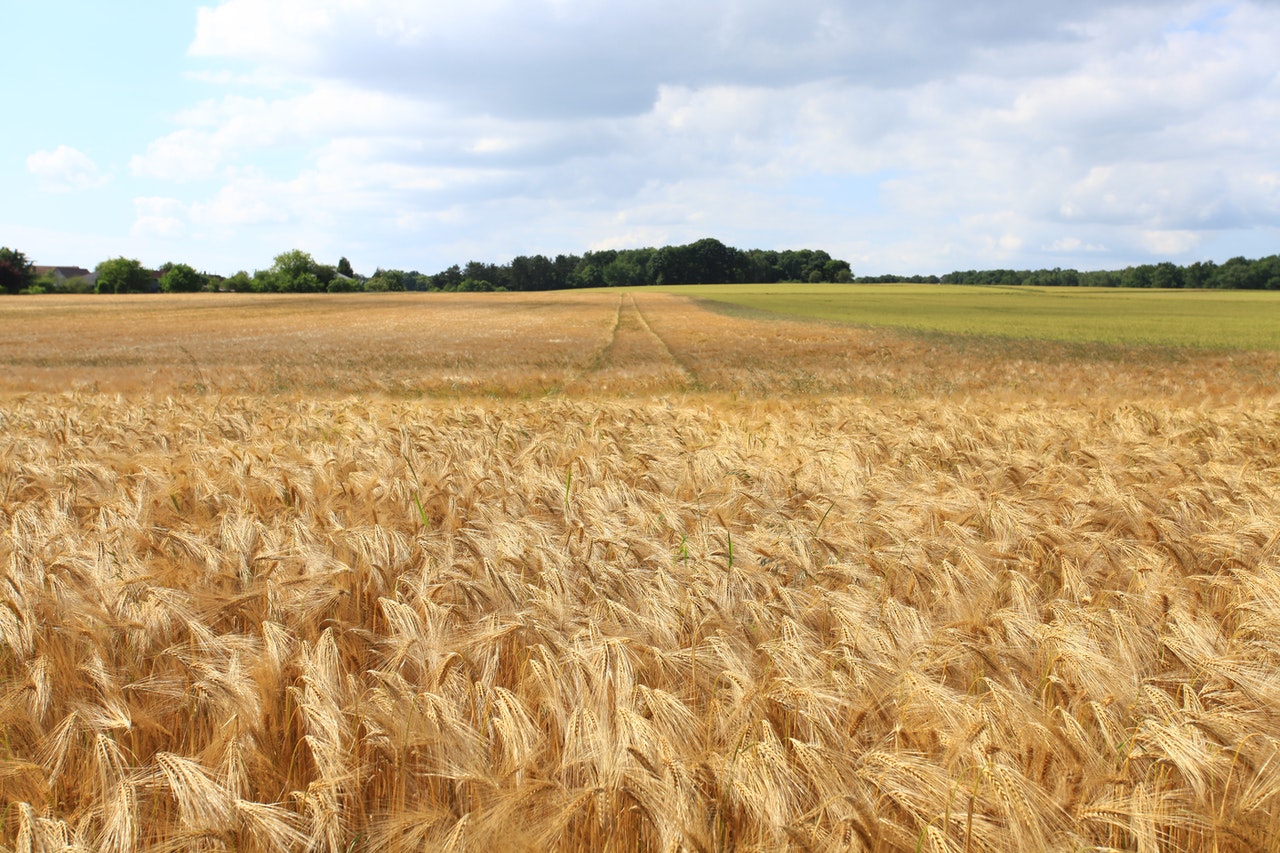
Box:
[2,291,1280,851]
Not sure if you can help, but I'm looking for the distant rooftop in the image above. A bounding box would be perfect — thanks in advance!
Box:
[33,265,92,279]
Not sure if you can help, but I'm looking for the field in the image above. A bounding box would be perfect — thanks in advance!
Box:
[655,283,1280,351]
[2,290,1280,851]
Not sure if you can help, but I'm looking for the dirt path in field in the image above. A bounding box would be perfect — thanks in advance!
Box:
[564,293,699,394]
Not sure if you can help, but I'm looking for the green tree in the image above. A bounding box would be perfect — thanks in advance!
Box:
[95,257,152,294]
[249,270,276,292]
[568,262,604,289]
[0,247,35,295]
[1121,265,1155,289]
[552,255,578,288]
[509,254,559,291]
[1184,260,1217,289]
[1259,255,1280,290]
[1214,257,1254,289]
[30,270,61,293]
[435,265,463,291]
[602,253,648,287]
[224,271,252,292]
[381,269,408,291]
[159,263,207,293]
[364,269,406,291]
[337,257,355,278]
[462,260,509,290]
[59,274,96,294]
[646,238,737,284]
[824,259,853,282]
[270,249,322,293]
[315,264,338,289]
[744,249,782,283]
[1151,261,1183,289]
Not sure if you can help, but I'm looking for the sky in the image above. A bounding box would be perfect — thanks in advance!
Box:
[2,0,1279,277]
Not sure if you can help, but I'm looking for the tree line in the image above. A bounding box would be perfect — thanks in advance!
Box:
[5,241,1280,295]
[243,240,855,293]
[859,255,1280,290]
[0,239,852,295]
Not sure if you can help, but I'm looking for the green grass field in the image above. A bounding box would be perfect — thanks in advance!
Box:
[652,283,1280,350]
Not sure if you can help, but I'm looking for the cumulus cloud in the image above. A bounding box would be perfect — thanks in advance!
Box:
[132,197,189,238]
[132,129,225,182]
[121,0,1280,272]
[189,0,1171,116]
[1141,229,1203,254]
[1046,237,1107,253]
[26,146,108,192]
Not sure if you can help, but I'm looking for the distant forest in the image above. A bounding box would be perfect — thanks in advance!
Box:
[3,239,1279,294]
[0,239,852,295]
[860,254,1280,290]
[350,244,1280,293]
[363,238,854,293]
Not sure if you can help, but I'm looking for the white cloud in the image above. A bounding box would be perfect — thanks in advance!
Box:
[131,129,223,182]
[117,0,1280,273]
[26,146,108,192]
[1046,237,1107,252]
[189,171,294,227]
[130,85,444,183]
[132,197,189,238]
[190,0,1174,120]
[1141,229,1202,255]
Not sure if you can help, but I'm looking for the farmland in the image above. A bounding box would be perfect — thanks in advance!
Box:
[2,289,1278,398]
[2,289,1280,851]
[657,283,1280,350]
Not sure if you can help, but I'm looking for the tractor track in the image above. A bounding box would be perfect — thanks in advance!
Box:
[565,293,697,394]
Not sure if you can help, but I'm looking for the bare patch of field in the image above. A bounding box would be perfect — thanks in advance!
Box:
[2,292,1280,851]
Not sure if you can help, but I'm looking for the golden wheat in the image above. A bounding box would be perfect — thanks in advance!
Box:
[3,291,1280,850]
[0,386,1278,851]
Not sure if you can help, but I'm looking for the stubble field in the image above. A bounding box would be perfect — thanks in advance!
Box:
[2,290,1280,851]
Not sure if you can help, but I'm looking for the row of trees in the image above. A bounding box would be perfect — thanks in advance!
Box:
[95,259,211,294]
[863,255,1280,290]
[266,240,854,294]
[212,251,362,294]
[0,250,361,296]
[0,240,854,297]
[0,250,216,295]
[7,243,1280,295]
